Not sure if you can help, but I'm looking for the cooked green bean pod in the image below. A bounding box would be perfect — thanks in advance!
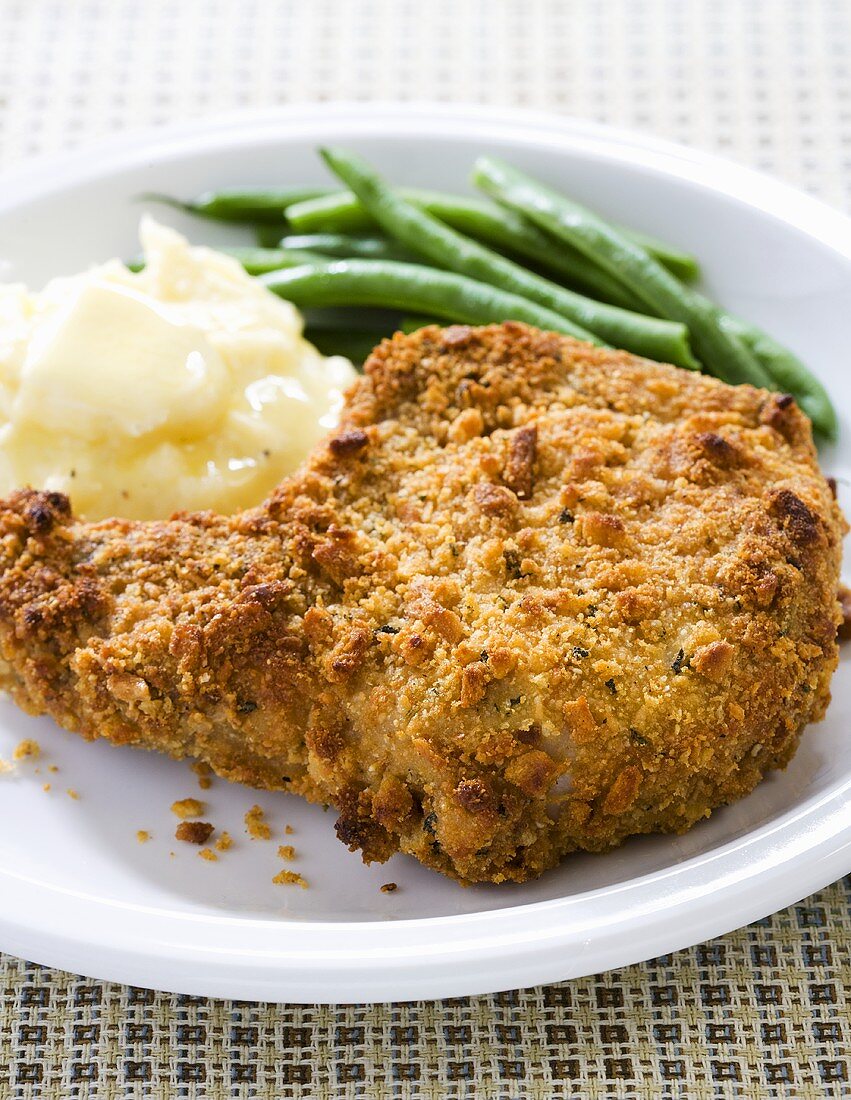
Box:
[319,148,697,368]
[221,246,329,275]
[128,245,339,277]
[285,188,699,283]
[285,189,639,307]
[473,155,775,390]
[625,227,699,283]
[255,224,288,247]
[141,186,334,224]
[721,317,838,441]
[280,233,419,262]
[260,260,600,341]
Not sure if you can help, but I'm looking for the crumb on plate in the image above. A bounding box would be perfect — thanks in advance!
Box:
[277,844,295,861]
[136,830,151,843]
[284,824,294,835]
[272,869,307,888]
[67,788,79,800]
[380,882,398,894]
[191,761,213,790]
[215,831,233,852]
[171,797,205,819]
[48,765,58,773]
[42,783,50,793]
[198,848,217,862]
[175,821,214,844]
[245,804,271,840]
[13,738,40,761]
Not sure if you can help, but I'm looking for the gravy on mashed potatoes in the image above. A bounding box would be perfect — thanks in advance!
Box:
[0,217,357,520]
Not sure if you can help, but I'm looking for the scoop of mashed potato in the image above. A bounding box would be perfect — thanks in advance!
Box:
[0,217,357,520]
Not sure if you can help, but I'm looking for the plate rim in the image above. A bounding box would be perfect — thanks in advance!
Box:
[0,101,850,1003]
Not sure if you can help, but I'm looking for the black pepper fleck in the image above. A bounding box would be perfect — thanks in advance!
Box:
[503,549,523,579]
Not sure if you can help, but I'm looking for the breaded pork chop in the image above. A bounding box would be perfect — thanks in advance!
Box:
[0,323,843,884]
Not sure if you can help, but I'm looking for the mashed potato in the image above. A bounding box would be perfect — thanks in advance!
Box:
[0,218,357,520]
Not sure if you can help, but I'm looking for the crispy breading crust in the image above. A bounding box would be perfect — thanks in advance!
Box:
[0,324,844,883]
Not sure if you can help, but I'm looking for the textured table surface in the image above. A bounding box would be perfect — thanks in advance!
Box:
[1,1,850,1097]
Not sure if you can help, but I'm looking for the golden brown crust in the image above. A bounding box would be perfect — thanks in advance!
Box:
[0,323,844,883]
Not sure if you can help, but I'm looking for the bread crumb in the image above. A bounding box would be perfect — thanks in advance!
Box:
[215,831,233,852]
[175,821,214,844]
[42,783,51,793]
[191,761,213,790]
[284,824,294,835]
[67,788,79,800]
[272,869,307,888]
[380,882,398,893]
[198,848,218,862]
[277,845,295,861]
[244,804,271,840]
[48,765,58,773]
[13,739,40,761]
[171,798,205,819]
[136,830,150,844]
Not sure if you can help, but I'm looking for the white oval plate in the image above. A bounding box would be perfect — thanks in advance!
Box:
[0,104,850,1004]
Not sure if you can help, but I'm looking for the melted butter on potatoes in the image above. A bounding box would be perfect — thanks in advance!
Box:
[0,217,356,520]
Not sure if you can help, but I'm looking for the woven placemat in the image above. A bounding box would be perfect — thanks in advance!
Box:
[1,1,850,1096]
[1,877,849,1098]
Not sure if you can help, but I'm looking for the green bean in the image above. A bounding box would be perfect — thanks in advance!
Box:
[140,186,334,224]
[285,191,380,233]
[409,196,645,308]
[280,233,419,262]
[625,228,699,283]
[720,317,838,441]
[286,190,639,307]
[473,156,774,390]
[260,260,601,340]
[306,329,385,363]
[126,246,328,277]
[221,246,329,275]
[285,188,699,283]
[319,148,696,367]
[255,224,287,247]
